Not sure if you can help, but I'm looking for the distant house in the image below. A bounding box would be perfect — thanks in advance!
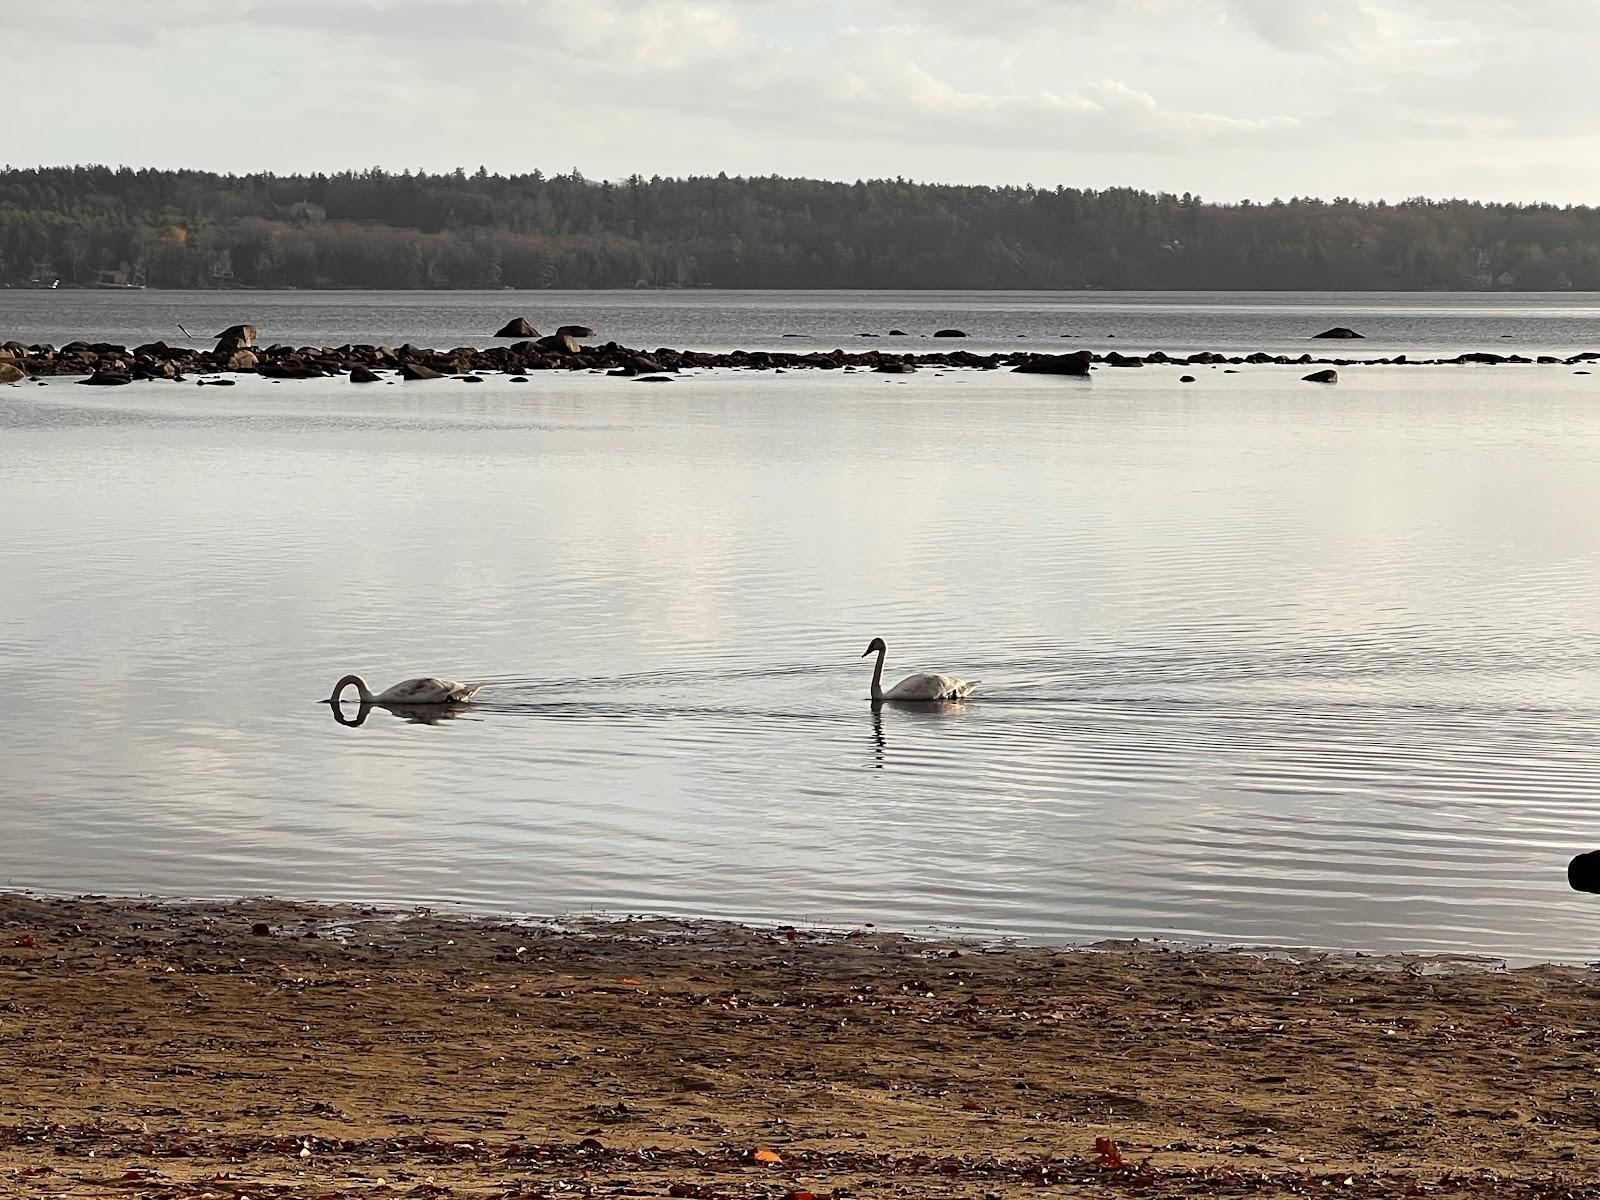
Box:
[210,250,234,281]
[93,263,145,288]
[285,200,327,222]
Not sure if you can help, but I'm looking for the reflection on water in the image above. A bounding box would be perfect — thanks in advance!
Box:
[3,357,1600,963]
[328,700,475,728]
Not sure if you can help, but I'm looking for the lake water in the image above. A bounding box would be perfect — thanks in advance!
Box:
[4,291,1600,963]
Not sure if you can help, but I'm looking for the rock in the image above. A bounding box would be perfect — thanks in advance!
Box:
[196,378,236,387]
[537,333,582,355]
[933,328,968,338]
[888,330,908,336]
[224,349,258,370]
[460,375,483,383]
[635,375,673,383]
[215,324,257,345]
[400,362,444,380]
[251,922,271,936]
[348,365,381,383]
[1179,375,1196,383]
[1303,369,1339,383]
[875,361,916,373]
[556,325,595,339]
[1312,327,1362,339]
[1458,352,1506,365]
[1570,851,1600,894]
[509,376,529,383]
[78,369,130,386]
[1013,351,1091,376]
[0,362,24,385]
[495,318,539,338]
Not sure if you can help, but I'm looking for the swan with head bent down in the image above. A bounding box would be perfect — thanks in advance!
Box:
[327,674,482,706]
[862,637,978,702]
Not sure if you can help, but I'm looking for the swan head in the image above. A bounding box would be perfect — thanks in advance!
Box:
[862,637,886,658]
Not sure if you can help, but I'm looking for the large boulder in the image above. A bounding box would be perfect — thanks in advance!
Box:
[215,324,257,345]
[495,317,539,338]
[1303,369,1339,383]
[400,362,444,380]
[933,328,968,338]
[555,324,594,339]
[0,362,25,384]
[1312,327,1362,339]
[348,364,382,383]
[224,349,258,370]
[78,369,131,386]
[1013,351,1091,376]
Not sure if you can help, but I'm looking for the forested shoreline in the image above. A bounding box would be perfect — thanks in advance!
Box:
[5,165,1600,291]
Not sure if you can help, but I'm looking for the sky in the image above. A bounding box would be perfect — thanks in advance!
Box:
[9,0,1599,204]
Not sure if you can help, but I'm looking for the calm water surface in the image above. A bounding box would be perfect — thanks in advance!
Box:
[4,293,1600,962]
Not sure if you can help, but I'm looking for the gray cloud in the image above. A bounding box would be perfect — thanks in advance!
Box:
[7,0,1600,202]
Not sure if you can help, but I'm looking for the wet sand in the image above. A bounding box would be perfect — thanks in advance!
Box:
[2,894,1598,1198]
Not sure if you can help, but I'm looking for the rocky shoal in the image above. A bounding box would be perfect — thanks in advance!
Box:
[4,333,1599,387]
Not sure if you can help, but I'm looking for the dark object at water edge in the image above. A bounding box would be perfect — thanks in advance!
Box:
[1569,851,1600,893]
[1313,327,1363,339]
[1303,369,1339,383]
[933,328,968,338]
[494,317,538,338]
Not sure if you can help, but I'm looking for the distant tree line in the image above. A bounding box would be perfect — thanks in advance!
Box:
[3,165,1599,291]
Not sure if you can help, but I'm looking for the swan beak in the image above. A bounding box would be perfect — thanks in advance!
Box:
[861,648,871,658]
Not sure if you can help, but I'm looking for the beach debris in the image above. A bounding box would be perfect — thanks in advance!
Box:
[750,1147,783,1164]
[1094,1137,1125,1169]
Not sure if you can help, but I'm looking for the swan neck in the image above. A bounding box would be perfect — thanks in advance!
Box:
[870,646,885,703]
[332,674,374,704]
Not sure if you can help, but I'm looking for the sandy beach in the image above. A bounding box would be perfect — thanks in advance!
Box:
[2,895,1598,1198]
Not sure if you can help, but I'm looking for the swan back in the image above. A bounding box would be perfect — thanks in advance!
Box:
[884,672,979,702]
[373,677,481,705]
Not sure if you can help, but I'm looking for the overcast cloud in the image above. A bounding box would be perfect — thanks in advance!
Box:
[8,0,1598,202]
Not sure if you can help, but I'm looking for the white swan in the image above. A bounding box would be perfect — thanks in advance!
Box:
[327,674,482,706]
[862,637,978,702]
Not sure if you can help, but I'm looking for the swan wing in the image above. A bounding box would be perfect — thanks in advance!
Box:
[885,673,977,701]
[375,677,477,705]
